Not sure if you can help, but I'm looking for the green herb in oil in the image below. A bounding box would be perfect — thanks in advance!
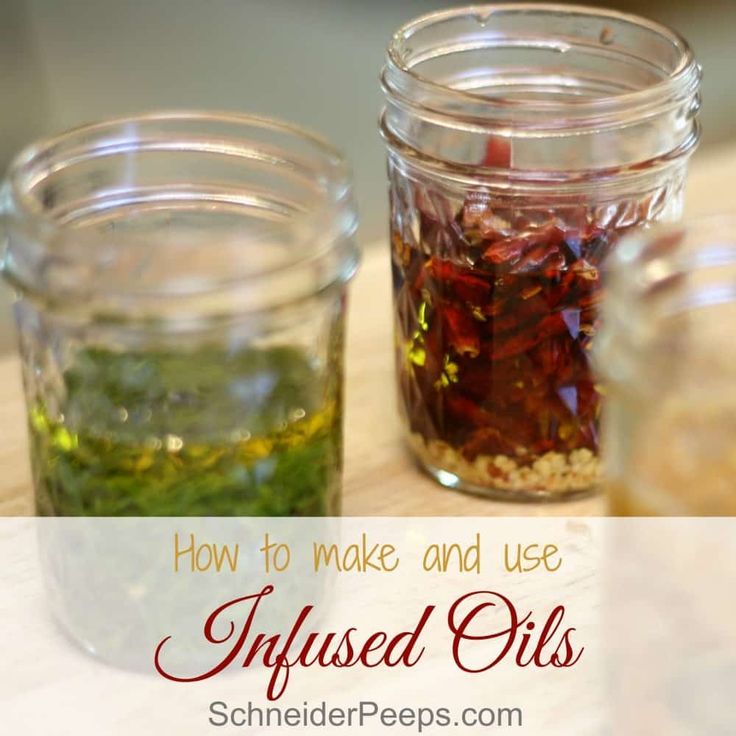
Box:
[30,346,341,516]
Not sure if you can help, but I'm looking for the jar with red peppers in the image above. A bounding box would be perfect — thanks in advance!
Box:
[380,5,701,500]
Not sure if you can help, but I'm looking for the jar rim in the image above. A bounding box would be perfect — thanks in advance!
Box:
[6,110,352,234]
[384,3,700,131]
[2,111,360,321]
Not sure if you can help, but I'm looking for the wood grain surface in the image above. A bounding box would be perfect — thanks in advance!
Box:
[1,143,734,516]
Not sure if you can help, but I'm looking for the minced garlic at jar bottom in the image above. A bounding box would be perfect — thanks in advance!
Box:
[409,433,601,496]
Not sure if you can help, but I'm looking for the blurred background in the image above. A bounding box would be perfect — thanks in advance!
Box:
[1,0,735,352]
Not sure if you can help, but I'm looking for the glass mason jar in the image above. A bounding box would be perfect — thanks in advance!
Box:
[380,5,701,500]
[598,216,736,516]
[1,112,359,516]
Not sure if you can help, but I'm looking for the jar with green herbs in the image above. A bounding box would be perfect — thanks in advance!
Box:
[1,113,359,516]
[380,4,701,500]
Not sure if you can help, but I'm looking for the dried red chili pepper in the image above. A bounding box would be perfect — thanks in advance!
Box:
[390,173,641,492]
[491,313,569,360]
[481,136,512,168]
[427,258,491,303]
[446,394,494,428]
[481,236,533,267]
[463,427,518,459]
[482,222,565,267]
[441,303,481,357]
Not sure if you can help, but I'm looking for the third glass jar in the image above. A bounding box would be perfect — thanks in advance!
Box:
[380,4,701,500]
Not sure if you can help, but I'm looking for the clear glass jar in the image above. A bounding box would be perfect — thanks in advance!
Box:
[597,216,736,516]
[1,112,359,516]
[380,4,701,500]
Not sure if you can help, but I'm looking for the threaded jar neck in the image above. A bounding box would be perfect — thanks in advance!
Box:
[381,3,701,186]
[2,112,359,324]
